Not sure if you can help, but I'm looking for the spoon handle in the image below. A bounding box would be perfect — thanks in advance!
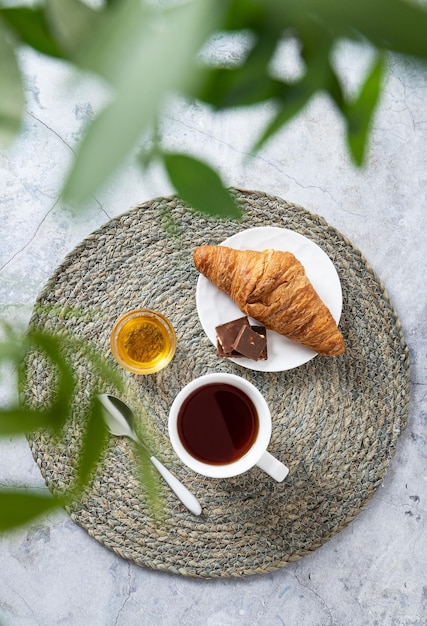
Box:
[149,455,202,516]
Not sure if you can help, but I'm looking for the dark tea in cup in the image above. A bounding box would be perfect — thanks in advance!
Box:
[177,383,259,465]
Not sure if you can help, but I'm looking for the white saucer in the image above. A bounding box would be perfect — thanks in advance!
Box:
[195,226,343,372]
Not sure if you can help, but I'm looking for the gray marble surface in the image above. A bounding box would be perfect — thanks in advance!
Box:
[0,40,426,626]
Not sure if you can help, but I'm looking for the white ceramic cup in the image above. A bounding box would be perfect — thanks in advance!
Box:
[168,372,289,481]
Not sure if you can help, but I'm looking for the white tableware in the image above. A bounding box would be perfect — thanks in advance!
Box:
[168,373,289,482]
[196,226,343,371]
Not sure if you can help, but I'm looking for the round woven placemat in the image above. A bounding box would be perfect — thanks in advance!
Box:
[26,189,410,578]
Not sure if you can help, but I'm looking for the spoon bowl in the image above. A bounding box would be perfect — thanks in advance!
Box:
[99,394,138,442]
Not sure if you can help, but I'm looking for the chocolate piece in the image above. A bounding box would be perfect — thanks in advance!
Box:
[251,325,268,360]
[216,340,244,358]
[215,317,268,361]
[215,316,250,353]
[231,324,267,361]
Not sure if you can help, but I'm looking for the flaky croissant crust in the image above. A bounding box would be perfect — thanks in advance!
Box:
[194,245,345,356]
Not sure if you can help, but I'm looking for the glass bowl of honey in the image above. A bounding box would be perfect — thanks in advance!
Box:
[110,309,176,374]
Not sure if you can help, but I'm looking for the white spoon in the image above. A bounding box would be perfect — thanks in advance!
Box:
[97,393,202,516]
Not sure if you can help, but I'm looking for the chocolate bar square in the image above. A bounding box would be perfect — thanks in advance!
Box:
[231,324,267,361]
[251,325,268,360]
[216,341,244,358]
[215,316,250,354]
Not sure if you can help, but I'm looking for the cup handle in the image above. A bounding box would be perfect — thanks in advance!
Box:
[256,451,289,482]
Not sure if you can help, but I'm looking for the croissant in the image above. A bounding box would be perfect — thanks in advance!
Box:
[193,245,345,356]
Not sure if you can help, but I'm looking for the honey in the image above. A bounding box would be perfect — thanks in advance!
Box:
[110,309,176,374]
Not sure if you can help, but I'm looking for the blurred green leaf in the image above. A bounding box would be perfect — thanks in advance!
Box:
[220,0,266,31]
[0,408,57,435]
[251,20,335,153]
[45,0,98,59]
[133,443,163,519]
[0,327,75,434]
[252,79,314,152]
[199,33,283,108]
[0,6,65,59]
[26,331,75,429]
[199,67,283,108]
[253,51,331,153]
[157,200,184,239]
[291,0,427,59]
[76,397,109,490]
[164,153,241,218]
[72,0,146,83]
[61,333,125,396]
[63,0,220,204]
[324,59,346,114]
[0,333,26,363]
[0,21,25,148]
[345,54,385,165]
[0,491,64,531]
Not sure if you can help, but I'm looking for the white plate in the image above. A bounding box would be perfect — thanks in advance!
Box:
[195,226,343,372]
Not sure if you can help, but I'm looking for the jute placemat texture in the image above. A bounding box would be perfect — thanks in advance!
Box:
[26,189,410,578]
